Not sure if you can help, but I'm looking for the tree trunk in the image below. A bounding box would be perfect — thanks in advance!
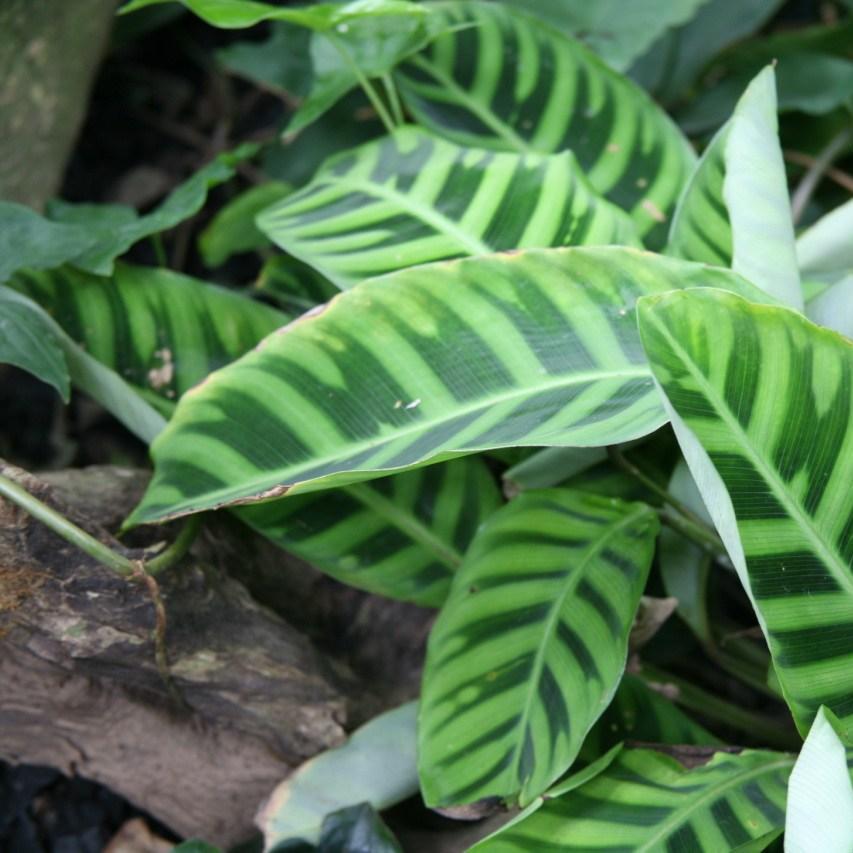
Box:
[0,0,118,209]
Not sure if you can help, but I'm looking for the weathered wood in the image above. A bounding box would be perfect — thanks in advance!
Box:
[0,463,366,845]
[0,0,118,208]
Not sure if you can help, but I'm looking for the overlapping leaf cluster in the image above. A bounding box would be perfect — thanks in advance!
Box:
[4,0,853,849]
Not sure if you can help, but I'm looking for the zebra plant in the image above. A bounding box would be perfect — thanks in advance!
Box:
[3,0,852,849]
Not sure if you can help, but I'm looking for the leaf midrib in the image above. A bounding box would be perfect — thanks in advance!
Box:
[512,504,652,798]
[403,55,535,154]
[635,756,792,851]
[154,363,654,518]
[345,481,462,568]
[307,171,494,258]
[651,308,853,597]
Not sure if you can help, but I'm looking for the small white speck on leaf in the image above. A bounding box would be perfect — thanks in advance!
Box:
[405,398,421,410]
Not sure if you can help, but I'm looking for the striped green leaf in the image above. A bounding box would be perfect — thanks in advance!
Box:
[394,2,696,247]
[473,746,793,851]
[128,247,772,526]
[786,707,853,852]
[667,66,802,309]
[418,489,659,806]
[11,264,487,605]
[254,254,339,315]
[237,456,500,606]
[8,264,287,403]
[637,288,853,736]
[257,127,640,289]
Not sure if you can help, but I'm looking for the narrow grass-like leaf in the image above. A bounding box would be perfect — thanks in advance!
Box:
[8,264,287,401]
[258,127,640,289]
[473,747,793,851]
[786,707,853,852]
[128,247,773,525]
[394,1,696,246]
[419,489,659,806]
[638,288,853,736]
[237,456,501,606]
[667,67,802,309]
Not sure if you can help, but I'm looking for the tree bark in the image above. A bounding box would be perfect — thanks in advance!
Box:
[0,463,432,846]
[0,0,118,209]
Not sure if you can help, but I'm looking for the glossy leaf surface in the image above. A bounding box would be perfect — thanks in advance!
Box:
[806,275,853,340]
[474,747,793,851]
[638,289,853,736]
[238,456,501,606]
[258,127,640,289]
[797,197,853,285]
[419,489,658,806]
[128,247,770,525]
[394,1,696,246]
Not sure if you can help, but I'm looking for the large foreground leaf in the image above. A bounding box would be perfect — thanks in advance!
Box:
[474,746,793,851]
[786,707,853,852]
[419,489,658,806]
[258,127,639,289]
[238,456,500,606]
[667,67,802,309]
[638,289,853,736]
[394,1,696,246]
[9,264,287,402]
[128,247,770,525]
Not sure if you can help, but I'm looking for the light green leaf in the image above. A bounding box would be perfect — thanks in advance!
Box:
[199,181,293,267]
[797,197,853,285]
[258,702,418,848]
[394,1,696,247]
[499,0,710,71]
[127,247,772,525]
[638,288,853,737]
[237,456,501,606]
[419,489,659,806]
[8,264,287,402]
[786,707,853,853]
[258,127,640,289]
[806,275,853,340]
[0,286,166,444]
[0,287,71,400]
[667,67,802,310]
[473,747,793,851]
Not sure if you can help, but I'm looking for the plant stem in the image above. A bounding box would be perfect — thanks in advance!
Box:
[607,446,724,551]
[0,470,136,577]
[0,469,199,577]
[639,664,798,751]
[327,32,397,134]
[382,73,405,126]
[657,508,727,559]
[146,515,201,575]
[791,124,853,224]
